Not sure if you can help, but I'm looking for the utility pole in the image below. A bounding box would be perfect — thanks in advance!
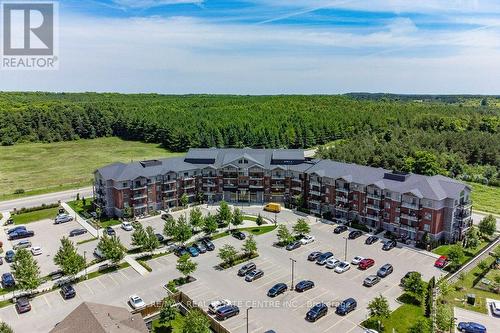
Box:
[290,258,297,290]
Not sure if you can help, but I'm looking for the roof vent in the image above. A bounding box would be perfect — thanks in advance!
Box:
[383,171,410,182]
[140,160,162,168]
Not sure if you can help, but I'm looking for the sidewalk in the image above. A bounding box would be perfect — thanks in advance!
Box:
[124,255,149,276]
[61,202,99,237]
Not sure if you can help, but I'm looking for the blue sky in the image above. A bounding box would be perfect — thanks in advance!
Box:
[2,0,500,94]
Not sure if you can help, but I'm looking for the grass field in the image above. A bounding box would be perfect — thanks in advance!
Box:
[12,206,59,225]
[0,137,183,200]
[433,239,489,270]
[151,313,185,333]
[468,182,500,215]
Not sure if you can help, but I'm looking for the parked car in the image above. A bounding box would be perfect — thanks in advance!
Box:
[9,230,34,240]
[215,304,240,321]
[348,230,362,239]
[5,250,15,263]
[365,235,379,245]
[434,255,448,268]
[351,256,364,265]
[308,251,322,261]
[194,241,207,254]
[15,297,31,314]
[128,295,146,309]
[208,299,231,314]
[7,226,26,234]
[13,240,31,250]
[5,217,14,225]
[325,258,341,269]
[202,238,215,251]
[69,228,87,237]
[457,322,487,333]
[174,246,189,257]
[377,264,394,278]
[121,222,133,231]
[400,271,419,285]
[334,262,351,273]
[300,235,315,245]
[333,225,348,234]
[105,227,116,236]
[382,240,396,251]
[161,213,173,221]
[490,300,500,316]
[286,241,302,251]
[363,275,381,287]
[155,233,164,242]
[359,258,375,270]
[305,303,328,322]
[2,272,15,288]
[267,283,287,297]
[187,246,199,257]
[295,280,315,292]
[263,202,281,213]
[232,230,246,240]
[0,257,2,265]
[316,252,334,265]
[238,262,256,276]
[245,269,264,282]
[93,247,104,259]
[336,298,357,315]
[60,284,76,299]
[55,214,73,224]
[31,246,42,256]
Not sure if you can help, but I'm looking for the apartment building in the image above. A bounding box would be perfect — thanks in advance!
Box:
[94,148,472,242]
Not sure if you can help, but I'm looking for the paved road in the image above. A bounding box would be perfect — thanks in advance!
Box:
[472,211,500,231]
[0,187,93,212]
[454,306,500,333]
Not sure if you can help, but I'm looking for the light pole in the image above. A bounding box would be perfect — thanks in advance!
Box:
[343,236,348,261]
[290,258,297,290]
[246,306,253,333]
[84,251,87,279]
[274,212,277,225]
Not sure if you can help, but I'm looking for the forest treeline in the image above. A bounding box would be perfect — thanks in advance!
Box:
[0,92,498,185]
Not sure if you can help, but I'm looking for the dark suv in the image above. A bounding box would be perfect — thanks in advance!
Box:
[1,272,15,288]
[336,298,357,315]
[382,240,397,251]
[15,297,31,314]
[215,305,240,321]
[305,303,328,322]
[238,262,256,276]
[201,238,215,251]
[60,284,76,299]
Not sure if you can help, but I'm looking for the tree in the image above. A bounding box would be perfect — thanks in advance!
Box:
[180,193,189,207]
[436,304,454,331]
[12,248,41,292]
[159,297,178,328]
[421,231,430,249]
[231,208,244,230]
[425,277,435,317]
[437,277,451,299]
[292,218,310,236]
[408,318,431,333]
[182,309,210,333]
[176,254,197,282]
[196,191,204,204]
[144,225,161,253]
[217,201,232,227]
[242,235,257,257]
[276,224,294,245]
[202,214,218,237]
[218,244,238,265]
[189,207,204,232]
[367,294,390,319]
[97,235,126,264]
[163,216,177,239]
[123,206,133,218]
[447,244,464,269]
[131,223,148,249]
[175,215,192,245]
[54,237,86,277]
[0,322,13,333]
[404,151,442,176]
[464,227,480,249]
[403,272,425,301]
[478,214,496,236]
[256,214,264,226]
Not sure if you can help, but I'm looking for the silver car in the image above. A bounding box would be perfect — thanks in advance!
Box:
[55,214,73,224]
[13,240,31,250]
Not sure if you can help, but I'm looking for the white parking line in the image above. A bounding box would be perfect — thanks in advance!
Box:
[119,270,130,280]
[323,316,345,332]
[108,274,120,286]
[96,277,107,289]
[84,281,95,294]
[43,295,52,308]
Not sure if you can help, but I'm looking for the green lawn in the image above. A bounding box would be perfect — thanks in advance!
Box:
[468,182,500,215]
[433,240,489,269]
[68,199,121,227]
[151,313,185,333]
[0,137,183,200]
[11,207,59,224]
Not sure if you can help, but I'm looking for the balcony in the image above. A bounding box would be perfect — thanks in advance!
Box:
[335,187,349,194]
[223,174,238,179]
[132,185,147,190]
[291,186,302,192]
[223,183,238,188]
[162,188,176,193]
[366,204,381,211]
[401,202,420,209]
[365,214,380,221]
[163,179,177,184]
[271,175,286,180]
[401,213,419,222]
[309,199,321,205]
[133,203,147,209]
[291,178,302,184]
[335,205,349,212]
[310,180,321,187]
[309,190,321,196]
[249,174,264,179]
[183,185,196,190]
[336,196,348,203]
[366,193,382,200]
[249,184,264,189]
[164,197,177,202]
[132,194,147,200]
[458,201,472,209]
[202,174,216,178]
[271,183,285,189]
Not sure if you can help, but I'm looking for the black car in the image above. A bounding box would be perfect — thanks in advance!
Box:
[202,238,215,251]
[400,271,419,285]
[15,297,31,314]
[69,228,87,237]
[161,213,173,221]
[286,241,301,251]
[305,303,328,322]
[106,227,116,236]
[174,246,189,257]
[295,280,315,292]
[348,230,362,239]
[232,230,246,240]
[267,283,287,297]
[194,241,207,254]
[60,284,76,299]
[8,230,34,240]
[365,235,379,245]
[377,264,394,278]
[382,240,397,251]
[155,233,164,242]
[5,250,15,263]
[336,298,357,315]
[308,251,322,261]
[316,252,334,265]
[215,304,240,321]
[333,225,348,234]
[238,262,256,276]
[5,217,14,225]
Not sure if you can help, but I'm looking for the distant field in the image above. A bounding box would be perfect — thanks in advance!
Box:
[0,137,183,200]
[468,182,500,215]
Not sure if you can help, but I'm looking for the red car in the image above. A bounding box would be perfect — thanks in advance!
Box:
[359,258,375,270]
[434,256,448,268]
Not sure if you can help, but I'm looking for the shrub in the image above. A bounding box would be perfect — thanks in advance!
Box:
[14,189,25,194]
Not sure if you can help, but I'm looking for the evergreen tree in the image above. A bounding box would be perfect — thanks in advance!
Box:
[54,237,86,277]
[12,249,41,292]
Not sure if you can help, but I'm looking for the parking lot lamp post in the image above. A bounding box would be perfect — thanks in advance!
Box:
[344,236,348,261]
[84,251,87,279]
[246,306,253,333]
[290,258,297,290]
[274,212,277,225]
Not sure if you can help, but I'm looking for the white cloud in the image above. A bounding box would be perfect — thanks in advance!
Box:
[111,0,203,9]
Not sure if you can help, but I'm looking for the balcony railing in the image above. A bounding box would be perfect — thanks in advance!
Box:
[132,185,147,190]
[203,182,217,187]
[163,179,177,184]
[309,199,321,205]
[401,202,419,210]
[133,203,147,209]
[335,205,349,212]
[458,201,472,209]
[271,183,285,188]
[132,194,147,200]
[366,193,382,200]
[309,190,321,196]
[162,188,176,193]
[223,174,238,179]
[366,204,381,211]
[335,187,349,193]
[309,180,321,187]
[336,196,348,203]
[291,186,302,191]
[271,175,286,180]
[223,183,237,188]
[401,213,419,222]
[365,214,380,221]
[164,197,177,202]
[249,174,264,179]
[183,185,196,190]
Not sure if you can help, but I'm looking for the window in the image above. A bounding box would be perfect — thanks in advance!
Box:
[424,212,432,220]
[325,188,329,194]
[423,224,430,232]
[385,202,391,209]
[122,182,127,187]
[184,172,188,177]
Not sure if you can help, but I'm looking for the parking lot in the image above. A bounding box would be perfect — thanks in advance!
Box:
[179,217,445,333]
